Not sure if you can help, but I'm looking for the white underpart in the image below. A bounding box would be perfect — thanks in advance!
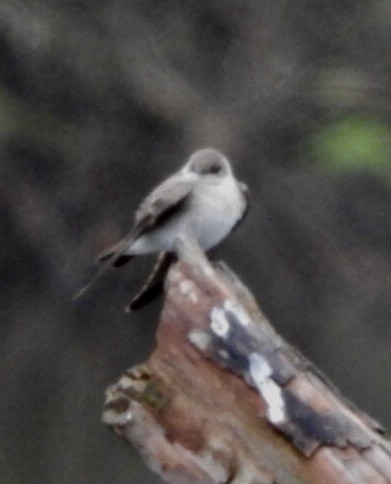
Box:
[128,167,246,255]
[249,352,286,424]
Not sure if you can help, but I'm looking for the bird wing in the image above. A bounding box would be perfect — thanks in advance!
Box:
[74,174,193,299]
[97,175,194,263]
[134,175,194,231]
[126,251,174,311]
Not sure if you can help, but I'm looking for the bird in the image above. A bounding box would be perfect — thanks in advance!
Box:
[75,148,249,306]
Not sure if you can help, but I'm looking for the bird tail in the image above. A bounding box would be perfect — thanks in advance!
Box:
[96,241,134,267]
[126,251,173,311]
[73,229,138,300]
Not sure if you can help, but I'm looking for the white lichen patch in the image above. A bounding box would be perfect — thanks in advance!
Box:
[249,352,286,425]
[118,375,134,390]
[223,300,251,326]
[210,306,230,338]
[188,330,212,350]
[102,400,132,426]
[218,349,230,360]
[202,264,214,278]
[167,268,181,285]
[179,279,199,304]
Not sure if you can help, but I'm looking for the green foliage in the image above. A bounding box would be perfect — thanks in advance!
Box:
[311,117,391,177]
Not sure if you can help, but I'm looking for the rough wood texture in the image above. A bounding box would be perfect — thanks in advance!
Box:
[102,236,391,484]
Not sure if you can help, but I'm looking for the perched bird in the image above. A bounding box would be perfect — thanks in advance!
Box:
[75,148,249,306]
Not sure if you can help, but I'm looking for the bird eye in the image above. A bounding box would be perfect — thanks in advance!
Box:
[207,164,222,174]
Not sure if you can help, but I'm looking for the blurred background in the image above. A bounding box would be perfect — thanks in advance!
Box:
[1,1,390,482]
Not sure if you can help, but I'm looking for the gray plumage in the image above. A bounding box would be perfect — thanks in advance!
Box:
[74,148,248,300]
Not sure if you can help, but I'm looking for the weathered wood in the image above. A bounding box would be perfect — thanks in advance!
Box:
[102,235,391,484]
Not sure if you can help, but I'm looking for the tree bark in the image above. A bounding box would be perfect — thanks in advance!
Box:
[102,235,391,484]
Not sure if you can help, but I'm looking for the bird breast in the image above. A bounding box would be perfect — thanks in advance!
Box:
[129,174,246,254]
[187,174,246,249]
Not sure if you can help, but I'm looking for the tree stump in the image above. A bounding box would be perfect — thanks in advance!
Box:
[102,236,391,484]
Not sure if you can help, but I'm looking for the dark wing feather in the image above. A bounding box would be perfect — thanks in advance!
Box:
[73,227,140,299]
[74,175,193,299]
[125,251,174,311]
[134,176,193,231]
[96,175,193,263]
